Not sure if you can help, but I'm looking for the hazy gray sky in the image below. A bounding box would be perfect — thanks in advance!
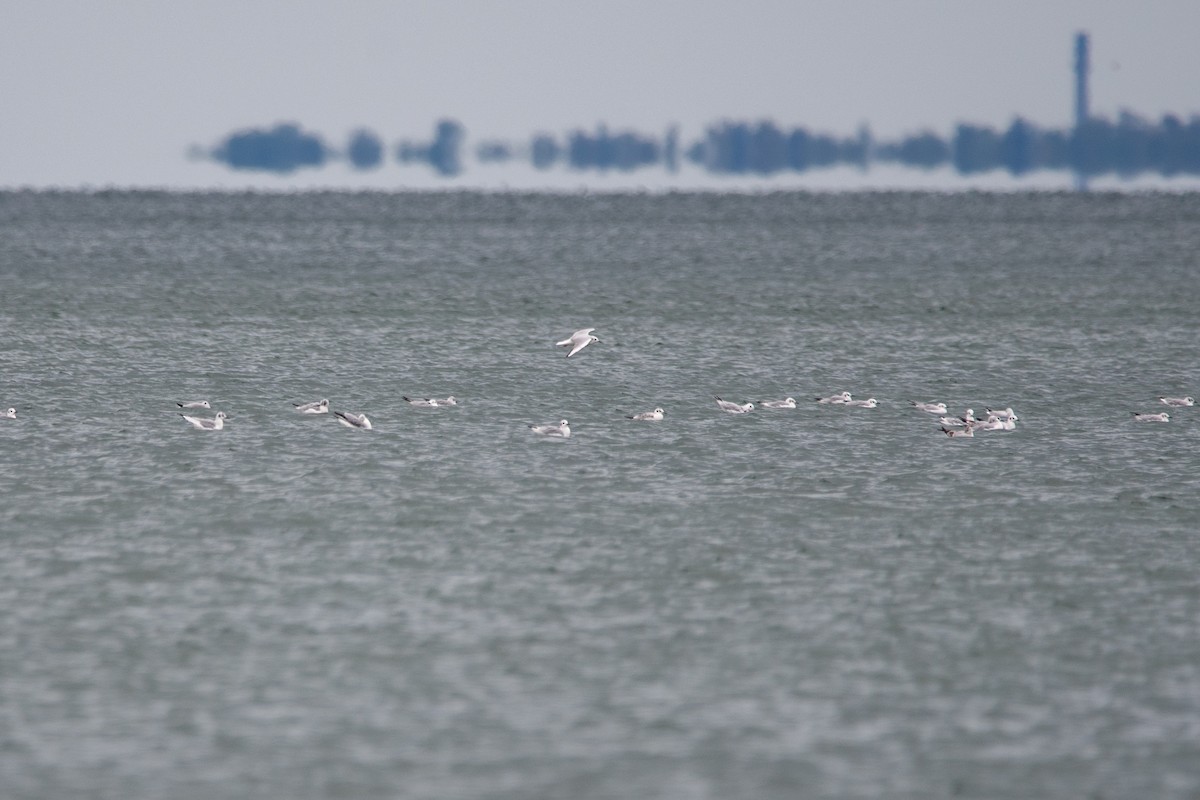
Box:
[3,1,1198,189]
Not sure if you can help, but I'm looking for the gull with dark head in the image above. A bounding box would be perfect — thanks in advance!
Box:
[180,411,227,431]
[530,419,571,438]
[556,328,600,358]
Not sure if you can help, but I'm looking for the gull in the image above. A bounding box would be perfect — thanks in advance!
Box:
[293,399,330,415]
[986,407,1019,421]
[404,396,458,408]
[941,425,974,438]
[911,401,947,414]
[977,414,1017,431]
[181,411,227,430]
[939,416,967,428]
[627,407,665,421]
[816,391,852,404]
[176,400,211,409]
[845,398,878,408]
[714,396,754,414]
[958,408,977,425]
[3,408,16,419]
[556,328,600,358]
[1132,412,1170,423]
[1159,396,1195,407]
[757,397,797,409]
[335,411,373,430]
[530,419,571,438]
[973,415,1009,431]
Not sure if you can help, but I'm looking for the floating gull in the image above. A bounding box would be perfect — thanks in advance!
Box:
[530,419,571,438]
[293,399,330,415]
[757,397,797,409]
[628,407,665,421]
[941,425,974,438]
[815,391,852,404]
[403,396,440,408]
[938,416,967,428]
[404,396,458,408]
[1132,412,1170,423]
[3,407,15,419]
[911,401,947,414]
[714,396,754,414]
[986,407,1019,421]
[176,400,211,409]
[335,411,373,429]
[957,408,977,425]
[973,415,1009,431]
[556,328,600,358]
[1159,396,1195,407]
[180,411,227,431]
[845,398,878,408]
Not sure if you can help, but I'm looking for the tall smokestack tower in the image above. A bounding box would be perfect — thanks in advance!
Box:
[1073,32,1090,190]
[1074,32,1090,128]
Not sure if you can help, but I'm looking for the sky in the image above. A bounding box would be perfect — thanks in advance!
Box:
[2,1,1199,191]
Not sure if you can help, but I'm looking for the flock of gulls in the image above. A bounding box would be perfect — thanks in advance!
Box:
[4,327,1193,438]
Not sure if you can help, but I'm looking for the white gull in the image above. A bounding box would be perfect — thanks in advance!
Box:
[335,411,373,429]
[176,400,211,409]
[714,396,754,414]
[1159,396,1195,407]
[531,419,571,437]
[181,411,227,431]
[293,399,330,415]
[628,407,665,421]
[404,396,458,407]
[556,328,600,358]
[757,397,797,409]
[973,415,1010,431]
[815,391,852,404]
[1132,412,1170,423]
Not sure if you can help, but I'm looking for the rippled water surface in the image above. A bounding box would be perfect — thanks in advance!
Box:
[1,191,1199,799]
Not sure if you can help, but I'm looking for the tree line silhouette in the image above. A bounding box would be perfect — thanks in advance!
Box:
[206,113,1200,181]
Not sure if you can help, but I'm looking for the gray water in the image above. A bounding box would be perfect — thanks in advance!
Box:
[1,190,1198,799]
